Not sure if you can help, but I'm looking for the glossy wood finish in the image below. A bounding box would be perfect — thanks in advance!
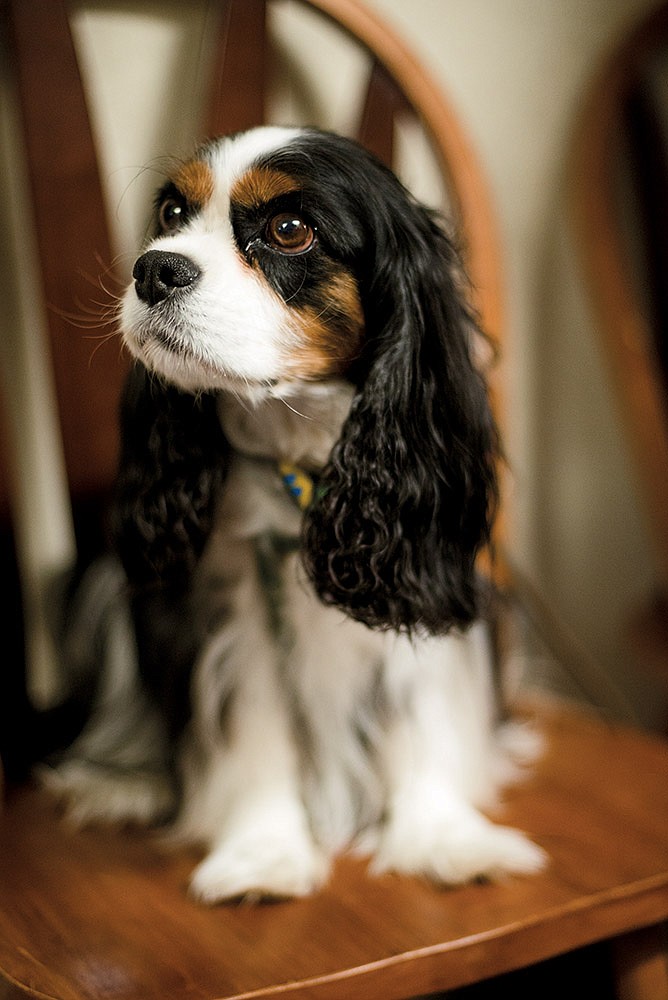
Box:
[5,0,128,501]
[206,0,267,136]
[1,708,667,1000]
[357,59,411,167]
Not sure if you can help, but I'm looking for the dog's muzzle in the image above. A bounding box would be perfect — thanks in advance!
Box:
[133,250,201,307]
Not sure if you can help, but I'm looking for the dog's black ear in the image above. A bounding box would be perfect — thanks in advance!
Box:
[303,198,499,635]
[113,363,229,589]
[110,365,228,741]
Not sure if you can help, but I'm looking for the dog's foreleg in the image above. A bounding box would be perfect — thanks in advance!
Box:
[181,545,328,903]
[372,625,547,884]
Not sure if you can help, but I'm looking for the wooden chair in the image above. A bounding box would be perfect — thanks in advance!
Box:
[1,2,667,998]
[571,2,668,700]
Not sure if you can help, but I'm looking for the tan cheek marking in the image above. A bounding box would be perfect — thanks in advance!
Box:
[286,272,365,380]
[231,167,300,208]
[171,160,215,207]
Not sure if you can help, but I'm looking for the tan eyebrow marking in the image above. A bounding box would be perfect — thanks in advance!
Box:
[231,167,300,208]
[171,159,215,206]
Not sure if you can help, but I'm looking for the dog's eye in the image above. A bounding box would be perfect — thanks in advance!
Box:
[266,213,315,254]
[158,196,187,234]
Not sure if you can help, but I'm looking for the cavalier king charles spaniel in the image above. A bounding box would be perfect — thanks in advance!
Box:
[47,126,546,902]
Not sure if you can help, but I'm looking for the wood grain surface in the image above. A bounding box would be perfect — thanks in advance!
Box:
[1,707,667,1000]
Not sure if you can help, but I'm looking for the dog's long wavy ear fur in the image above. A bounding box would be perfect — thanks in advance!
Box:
[112,365,229,734]
[113,363,229,588]
[303,188,499,636]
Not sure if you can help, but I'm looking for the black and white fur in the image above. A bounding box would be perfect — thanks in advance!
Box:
[46,126,545,901]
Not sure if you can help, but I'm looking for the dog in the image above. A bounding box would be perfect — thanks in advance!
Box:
[45,126,546,902]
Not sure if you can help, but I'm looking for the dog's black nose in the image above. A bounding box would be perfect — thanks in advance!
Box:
[133,250,201,306]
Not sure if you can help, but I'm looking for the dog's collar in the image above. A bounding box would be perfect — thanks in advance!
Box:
[279,462,318,511]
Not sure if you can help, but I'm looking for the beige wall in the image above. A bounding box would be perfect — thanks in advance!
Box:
[2,0,665,722]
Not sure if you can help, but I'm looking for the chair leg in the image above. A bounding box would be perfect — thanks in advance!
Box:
[613,924,668,1000]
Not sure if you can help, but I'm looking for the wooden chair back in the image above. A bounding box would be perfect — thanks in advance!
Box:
[572,2,668,591]
[4,0,503,513]
[2,0,506,704]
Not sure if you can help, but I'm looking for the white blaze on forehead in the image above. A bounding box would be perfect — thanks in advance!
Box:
[202,126,303,202]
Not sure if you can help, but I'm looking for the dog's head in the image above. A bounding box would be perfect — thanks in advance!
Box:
[119,126,499,634]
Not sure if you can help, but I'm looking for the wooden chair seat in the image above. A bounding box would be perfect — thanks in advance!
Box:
[2,706,668,999]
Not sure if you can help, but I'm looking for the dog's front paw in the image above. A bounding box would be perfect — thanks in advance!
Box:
[190,832,329,903]
[371,810,547,885]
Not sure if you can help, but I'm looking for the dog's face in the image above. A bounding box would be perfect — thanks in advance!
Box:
[121,126,369,396]
[119,126,499,634]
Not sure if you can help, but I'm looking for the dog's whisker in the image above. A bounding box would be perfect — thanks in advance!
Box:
[92,251,130,287]
[87,329,121,367]
[113,157,186,225]
[278,396,313,421]
[283,262,309,303]
[49,302,116,330]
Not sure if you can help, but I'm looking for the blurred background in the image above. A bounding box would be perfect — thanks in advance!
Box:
[1,0,667,736]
